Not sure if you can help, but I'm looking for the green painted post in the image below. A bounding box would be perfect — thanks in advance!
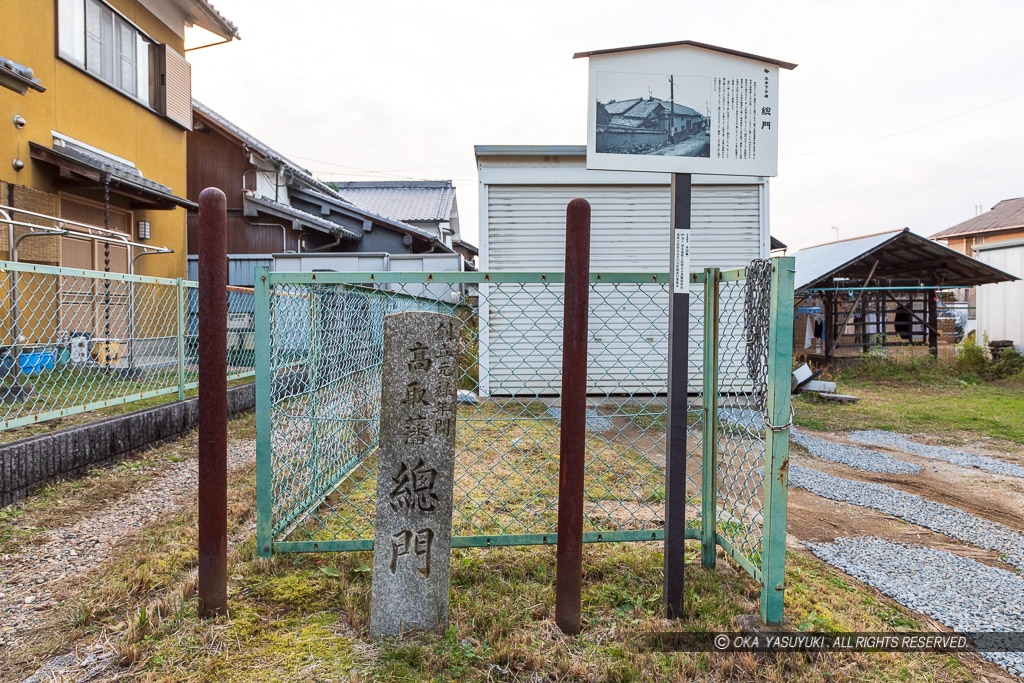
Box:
[700,268,720,568]
[176,278,186,401]
[760,256,795,625]
[255,268,274,558]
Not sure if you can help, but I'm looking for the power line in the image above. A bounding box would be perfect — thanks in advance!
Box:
[783,88,1024,160]
[284,152,475,180]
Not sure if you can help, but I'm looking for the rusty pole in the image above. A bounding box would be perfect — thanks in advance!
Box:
[555,197,591,635]
[198,187,228,616]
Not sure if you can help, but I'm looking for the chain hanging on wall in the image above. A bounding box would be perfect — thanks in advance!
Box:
[743,258,773,415]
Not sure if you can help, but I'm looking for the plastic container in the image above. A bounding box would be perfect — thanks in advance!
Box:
[20,350,55,374]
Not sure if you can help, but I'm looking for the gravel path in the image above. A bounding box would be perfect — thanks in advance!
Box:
[806,537,1024,678]
[790,465,1024,570]
[0,440,255,653]
[850,430,1024,479]
[791,431,921,474]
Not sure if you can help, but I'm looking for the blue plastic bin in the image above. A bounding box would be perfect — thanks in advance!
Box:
[20,351,55,374]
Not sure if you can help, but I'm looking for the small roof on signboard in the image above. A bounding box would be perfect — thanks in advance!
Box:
[572,40,798,70]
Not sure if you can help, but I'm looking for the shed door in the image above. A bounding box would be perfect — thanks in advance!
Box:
[483,184,764,395]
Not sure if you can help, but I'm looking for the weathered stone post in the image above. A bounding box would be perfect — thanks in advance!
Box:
[370,311,460,638]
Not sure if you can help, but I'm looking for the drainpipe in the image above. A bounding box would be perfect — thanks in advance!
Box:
[243,213,291,252]
[302,233,342,253]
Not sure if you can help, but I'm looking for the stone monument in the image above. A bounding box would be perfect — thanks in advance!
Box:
[369,311,460,638]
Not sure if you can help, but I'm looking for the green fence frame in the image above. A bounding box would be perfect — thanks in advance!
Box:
[0,260,255,431]
[255,259,794,624]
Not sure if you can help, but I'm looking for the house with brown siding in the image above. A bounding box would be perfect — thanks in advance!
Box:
[186,100,455,285]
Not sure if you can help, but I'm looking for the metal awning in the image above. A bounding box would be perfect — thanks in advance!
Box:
[29,142,195,211]
[794,228,1018,293]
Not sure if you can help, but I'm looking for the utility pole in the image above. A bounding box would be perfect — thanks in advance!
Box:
[668,74,675,141]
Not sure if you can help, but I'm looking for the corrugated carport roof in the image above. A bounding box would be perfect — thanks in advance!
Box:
[794,228,1018,292]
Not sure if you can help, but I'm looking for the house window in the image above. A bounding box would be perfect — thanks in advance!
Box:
[58,0,152,107]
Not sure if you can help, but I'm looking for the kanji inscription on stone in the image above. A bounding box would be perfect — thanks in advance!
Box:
[370,311,460,638]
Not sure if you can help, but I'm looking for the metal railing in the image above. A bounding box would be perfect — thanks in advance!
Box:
[255,259,795,624]
[0,260,255,431]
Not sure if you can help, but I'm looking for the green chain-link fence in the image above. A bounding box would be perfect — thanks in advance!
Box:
[0,260,255,431]
[255,259,794,623]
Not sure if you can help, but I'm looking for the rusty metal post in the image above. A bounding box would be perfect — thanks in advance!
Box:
[198,187,228,617]
[555,197,590,635]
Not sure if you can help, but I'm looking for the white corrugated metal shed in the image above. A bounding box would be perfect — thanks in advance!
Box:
[974,238,1024,351]
[475,144,769,396]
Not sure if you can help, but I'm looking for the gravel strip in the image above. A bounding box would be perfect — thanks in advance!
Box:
[545,407,614,432]
[806,537,1024,677]
[791,431,921,474]
[850,430,1024,479]
[790,465,1024,570]
[0,440,255,651]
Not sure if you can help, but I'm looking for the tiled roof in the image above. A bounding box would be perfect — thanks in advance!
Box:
[331,181,456,222]
[603,98,642,114]
[653,98,702,117]
[186,0,238,39]
[192,99,338,197]
[931,197,1024,239]
[623,99,663,118]
[244,194,361,239]
[607,115,652,129]
[291,186,451,248]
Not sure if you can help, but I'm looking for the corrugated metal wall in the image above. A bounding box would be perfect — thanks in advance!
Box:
[187,255,271,287]
[486,185,761,271]
[975,243,1024,351]
[482,184,764,395]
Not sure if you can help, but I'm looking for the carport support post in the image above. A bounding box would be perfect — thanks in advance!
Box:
[555,197,590,636]
[198,187,228,617]
[664,173,691,619]
[927,289,938,357]
[760,256,795,625]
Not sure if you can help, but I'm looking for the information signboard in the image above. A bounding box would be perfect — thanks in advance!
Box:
[578,41,795,177]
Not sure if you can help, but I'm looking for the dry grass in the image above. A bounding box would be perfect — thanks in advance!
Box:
[0,412,254,556]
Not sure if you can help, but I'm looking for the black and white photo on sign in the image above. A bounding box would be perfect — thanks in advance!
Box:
[595,71,711,158]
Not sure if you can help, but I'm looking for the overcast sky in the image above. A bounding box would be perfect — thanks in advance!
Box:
[186,0,1024,251]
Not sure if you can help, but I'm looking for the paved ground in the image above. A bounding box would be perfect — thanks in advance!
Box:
[646,132,710,157]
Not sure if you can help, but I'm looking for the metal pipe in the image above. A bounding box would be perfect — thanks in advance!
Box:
[127,248,174,370]
[828,259,879,358]
[302,234,342,253]
[7,228,69,378]
[0,203,133,240]
[242,214,291,252]
[555,197,590,636]
[198,187,228,617]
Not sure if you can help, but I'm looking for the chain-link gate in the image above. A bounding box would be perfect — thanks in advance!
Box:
[255,259,794,623]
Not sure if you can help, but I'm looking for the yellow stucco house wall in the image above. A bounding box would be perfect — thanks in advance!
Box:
[0,0,236,279]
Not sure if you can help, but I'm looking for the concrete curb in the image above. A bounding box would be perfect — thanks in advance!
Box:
[0,382,255,507]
